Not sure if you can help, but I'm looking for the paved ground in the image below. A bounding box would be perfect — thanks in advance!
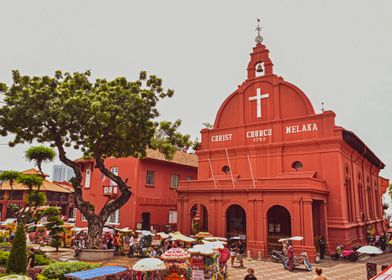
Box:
[36,245,392,280]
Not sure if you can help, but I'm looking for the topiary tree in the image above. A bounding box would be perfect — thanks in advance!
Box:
[16,174,45,223]
[43,206,64,252]
[25,146,56,177]
[0,70,194,249]
[0,170,21,200]
[6,223,28,274]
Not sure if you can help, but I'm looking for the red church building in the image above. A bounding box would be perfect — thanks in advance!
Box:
[177,26,389,260]
[75,149,197,232]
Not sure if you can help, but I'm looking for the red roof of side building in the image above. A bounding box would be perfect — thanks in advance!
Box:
[145,149,198,168]
[76,149,198,168]
[0,169,72,193]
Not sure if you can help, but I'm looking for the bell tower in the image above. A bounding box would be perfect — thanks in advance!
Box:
[247,19,274,79]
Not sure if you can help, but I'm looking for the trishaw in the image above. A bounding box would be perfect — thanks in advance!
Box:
[281,236,313,272]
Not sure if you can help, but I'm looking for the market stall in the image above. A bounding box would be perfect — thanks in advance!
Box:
[133,258,167,280]
[188,243,228,280]
[161,248,190,279]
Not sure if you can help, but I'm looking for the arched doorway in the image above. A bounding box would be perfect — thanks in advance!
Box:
[226,204,246,238]
[190,204,208,234]
[267,205,291,253]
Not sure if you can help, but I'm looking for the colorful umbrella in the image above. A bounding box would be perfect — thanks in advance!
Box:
[133,258,166,272]
[161,248,190,261]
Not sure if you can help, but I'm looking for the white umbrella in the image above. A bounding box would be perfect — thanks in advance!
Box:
[136,230,155,236]
[202,240,226,249]
[188,244,214,255]
[357,245,383,255]
[133,258,166,272]
[204,236,227,242]
[278,236,304,242]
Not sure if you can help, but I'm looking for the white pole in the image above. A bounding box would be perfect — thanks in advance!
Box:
[247,154,256,189]
[208,156,217,189]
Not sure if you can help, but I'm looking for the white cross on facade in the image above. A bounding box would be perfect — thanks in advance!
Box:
[249,88,269,118]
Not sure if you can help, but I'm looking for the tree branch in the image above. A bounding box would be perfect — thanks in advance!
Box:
[51,131,92,219]
[94,154,132,221]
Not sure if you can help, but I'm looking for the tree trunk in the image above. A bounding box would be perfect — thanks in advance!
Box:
[87,215,104,249]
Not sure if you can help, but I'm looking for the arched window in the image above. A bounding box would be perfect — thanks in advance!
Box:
[291,161,303,171]
[374,181,380,219]
[358,173,365,221]
[345,165,354,223]
[367,176,374,219]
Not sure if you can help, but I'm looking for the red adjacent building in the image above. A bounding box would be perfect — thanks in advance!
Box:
[75,149,197,232]
[177,29,389,260]
[0,169,75,220]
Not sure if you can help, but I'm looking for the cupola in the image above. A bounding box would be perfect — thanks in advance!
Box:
[247,19,274,79]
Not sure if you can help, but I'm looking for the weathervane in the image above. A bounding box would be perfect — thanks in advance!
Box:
[255,18,263,45]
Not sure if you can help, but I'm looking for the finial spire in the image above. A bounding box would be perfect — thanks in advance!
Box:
[255,18,263,45]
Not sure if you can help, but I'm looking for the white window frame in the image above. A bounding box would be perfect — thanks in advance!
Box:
[169,210,177,224]
[146,170,155,186]
[85,169,91,188]
[170,174,180,189]
[110,167,119,186]
[107,209,120,225]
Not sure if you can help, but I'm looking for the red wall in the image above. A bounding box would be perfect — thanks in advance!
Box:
[75,156,197,231]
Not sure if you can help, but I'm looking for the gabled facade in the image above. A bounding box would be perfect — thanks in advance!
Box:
[177,32,389,260]
[75,150,197,232]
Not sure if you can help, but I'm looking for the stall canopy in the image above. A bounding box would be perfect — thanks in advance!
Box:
[169,231,195,243]
[136,230,155,236]
[65,266,127,280]
[202,240,226,249]
[157,232,170,239]
[188,244,214,256]
[114,227,133,233]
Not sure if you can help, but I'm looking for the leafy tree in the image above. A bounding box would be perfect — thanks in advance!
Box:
[6,223,28,274]
[43,206,64,252]
[0,70,193,248]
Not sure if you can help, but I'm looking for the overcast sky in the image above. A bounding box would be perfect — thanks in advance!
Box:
[0,0,391,182]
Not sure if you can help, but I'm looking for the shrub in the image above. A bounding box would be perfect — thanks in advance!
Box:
[0,251,10,266]
[0,276,30,279]
[35,254,53,266]
[6,223,27,274]
[0,242,11,247]
[42,262,100,280]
